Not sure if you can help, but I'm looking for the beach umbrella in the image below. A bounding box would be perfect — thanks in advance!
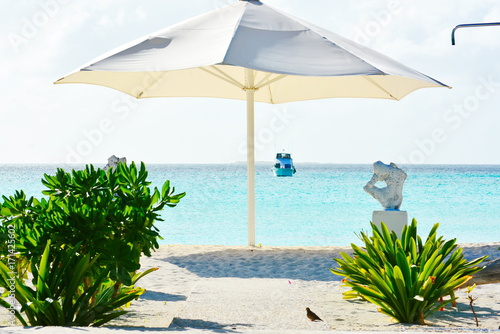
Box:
[55,0,449,246]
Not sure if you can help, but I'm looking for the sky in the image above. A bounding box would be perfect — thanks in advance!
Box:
[1,0,500,165]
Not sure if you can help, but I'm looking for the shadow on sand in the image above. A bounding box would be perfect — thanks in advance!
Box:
[170,318,251,332]
[140,291,187,302]
[159,248,350,281]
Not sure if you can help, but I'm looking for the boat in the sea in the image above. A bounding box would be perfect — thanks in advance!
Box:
[272,152,296,177]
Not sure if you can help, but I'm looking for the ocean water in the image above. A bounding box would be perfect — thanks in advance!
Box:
[0,163,499,246]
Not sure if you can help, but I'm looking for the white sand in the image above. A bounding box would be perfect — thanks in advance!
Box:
[1,242,499,334]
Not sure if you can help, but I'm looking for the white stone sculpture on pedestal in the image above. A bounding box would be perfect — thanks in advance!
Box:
[364,161,408,238]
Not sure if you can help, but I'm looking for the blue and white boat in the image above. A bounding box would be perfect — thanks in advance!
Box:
[272,152,296,177]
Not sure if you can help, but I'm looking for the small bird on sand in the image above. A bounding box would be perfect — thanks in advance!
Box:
[306,307,322,322]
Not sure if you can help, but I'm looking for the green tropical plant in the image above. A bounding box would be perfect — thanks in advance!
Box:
[0,161,184,326]
[0,240,151,326]
[331,219,487,324]
[0,162,185,284]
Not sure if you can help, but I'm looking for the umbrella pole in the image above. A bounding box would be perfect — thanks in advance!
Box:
[246,69,256,247]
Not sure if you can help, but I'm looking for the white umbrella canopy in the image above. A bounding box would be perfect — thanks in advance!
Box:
[55,0,449,246]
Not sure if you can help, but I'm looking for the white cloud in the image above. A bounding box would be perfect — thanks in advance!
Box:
[135,6,147,20]
[98,15,111,27]
[116,8,126,25]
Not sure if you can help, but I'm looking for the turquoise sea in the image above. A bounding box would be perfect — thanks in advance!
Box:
[0,163,499,246]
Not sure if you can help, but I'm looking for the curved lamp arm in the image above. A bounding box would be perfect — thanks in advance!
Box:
[452,22,500,45]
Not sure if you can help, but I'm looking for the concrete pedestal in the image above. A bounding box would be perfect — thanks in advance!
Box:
[372,210,408,239]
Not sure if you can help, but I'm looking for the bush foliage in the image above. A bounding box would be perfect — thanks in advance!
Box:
[0,162,185,326]
[331,219,487,324]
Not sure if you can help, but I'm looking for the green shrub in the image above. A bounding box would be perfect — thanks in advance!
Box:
[0,240,151,326]
[0,162,185,326]
[1,162,184,283]
[331,219,486,324]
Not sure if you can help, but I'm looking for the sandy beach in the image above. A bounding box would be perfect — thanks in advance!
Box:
[1,242,499,333]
